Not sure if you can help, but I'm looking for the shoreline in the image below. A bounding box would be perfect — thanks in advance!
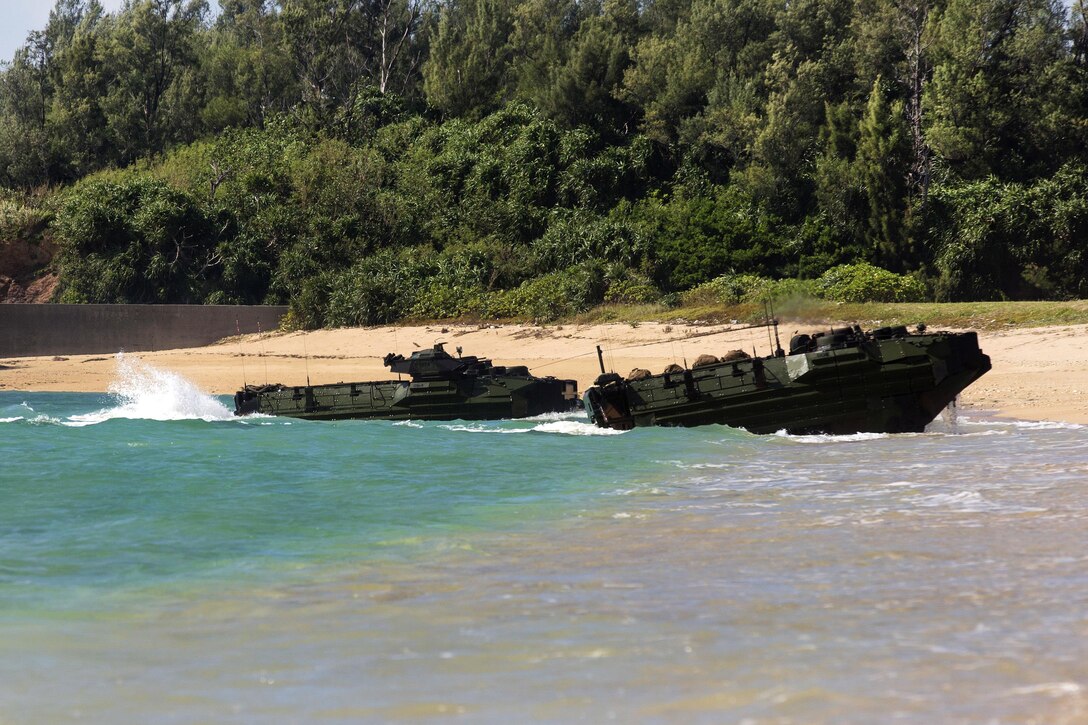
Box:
[3,321,1087,425]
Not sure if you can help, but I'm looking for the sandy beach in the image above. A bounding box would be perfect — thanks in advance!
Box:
[3,321,1087,424]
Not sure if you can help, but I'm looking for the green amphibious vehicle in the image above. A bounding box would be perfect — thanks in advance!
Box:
[584,324,991,435]
[234,343,580,421]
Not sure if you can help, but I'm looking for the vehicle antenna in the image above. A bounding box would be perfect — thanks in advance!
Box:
[768,300,784,356]
[393,326,401,380]
[257,320,269,384]
[302,333,311,387]
[599,333,617,373]
[235,319,247,388]
[596,345,606,375]
[764,301,774,355]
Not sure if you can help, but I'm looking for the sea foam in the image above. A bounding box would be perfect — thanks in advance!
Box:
[0,401,36,423]
[66,353,233,426]
[436,419,625,435]
[530,420,627,436]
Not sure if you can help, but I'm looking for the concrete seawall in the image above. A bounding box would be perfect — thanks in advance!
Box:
[0,304,287,357]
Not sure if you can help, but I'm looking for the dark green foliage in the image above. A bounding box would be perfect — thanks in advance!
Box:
[856,79,910,268]
[3,0,1088,320]
[423,0,516,119]
[54,176,218,303]
[484,263,607,320]
[523,0,639,130]
[603,271,662,304]
[926,164,1088,301]
[98,0,208,164]
[626,185,787,291]
[925,0,1081,181]
[322,248,436,327]
[390,103,653,254]
[201,1,297,131]
[530,208,646,272]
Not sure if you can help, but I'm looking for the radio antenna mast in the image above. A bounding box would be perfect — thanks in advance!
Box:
[235,319,247,388]
[767,300,784,356]
[302,333,312,387]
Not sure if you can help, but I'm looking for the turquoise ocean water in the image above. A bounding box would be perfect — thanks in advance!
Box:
[1,356,1086,723]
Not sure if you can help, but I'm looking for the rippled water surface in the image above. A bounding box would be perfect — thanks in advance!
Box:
[1,357,1086,723]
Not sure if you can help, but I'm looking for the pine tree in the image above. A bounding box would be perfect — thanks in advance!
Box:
[423,0,517,119]
[856,77,909,268]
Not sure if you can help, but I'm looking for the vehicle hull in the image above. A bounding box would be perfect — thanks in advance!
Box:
[584,330,991,435]
[235,375,580,421]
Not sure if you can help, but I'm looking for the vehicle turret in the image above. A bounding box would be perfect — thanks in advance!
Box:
[382,342,492,381]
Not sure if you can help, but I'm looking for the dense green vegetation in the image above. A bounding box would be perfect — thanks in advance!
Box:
[2,0,1087,325]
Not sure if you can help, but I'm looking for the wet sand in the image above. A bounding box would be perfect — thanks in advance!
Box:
[3,321,1087,424]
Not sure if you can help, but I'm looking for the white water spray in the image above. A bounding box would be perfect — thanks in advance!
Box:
[66,353,234,425]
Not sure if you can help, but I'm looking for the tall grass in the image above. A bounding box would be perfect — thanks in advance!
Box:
[573,299,1088,330]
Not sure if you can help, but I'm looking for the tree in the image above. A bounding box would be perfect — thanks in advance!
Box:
[423,0,518,119]
[281,0,433,132]
[200,0,297,130]
[746,54,825,216]
[813,100,868,253]
[510,0,638,129]
[0,39,53,185]
[98,0,209,163]
[54,177,219,303]
[621,0,778,180]
[926,164,1088,301]
[896,0,934,206]
[372,0,433,96]
[856,77,910,267]
[0,0,99,185]
[510,0,583,108]
[925,0,1075,180]
[47,2,111,178]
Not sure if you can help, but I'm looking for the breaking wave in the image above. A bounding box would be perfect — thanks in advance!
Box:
[0,401,35,423]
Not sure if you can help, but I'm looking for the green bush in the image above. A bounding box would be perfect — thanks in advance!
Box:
[760,277,818,302]
[926,164,1088,301]
[53,176,218,303]
[287,273,335,329]
[624,185,788,291]
[0,196,49,239]
[604,273,662,304]
[680,274,816,306]
[682,274,770,305]
[409,280,490,319]
[286,248,435,328]
[530,209,647,273]
[484,264,607,321]
[815,262,925,303]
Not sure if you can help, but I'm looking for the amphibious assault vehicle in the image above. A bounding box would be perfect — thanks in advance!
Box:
[584,324,990,435]
[234,343,580,421]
